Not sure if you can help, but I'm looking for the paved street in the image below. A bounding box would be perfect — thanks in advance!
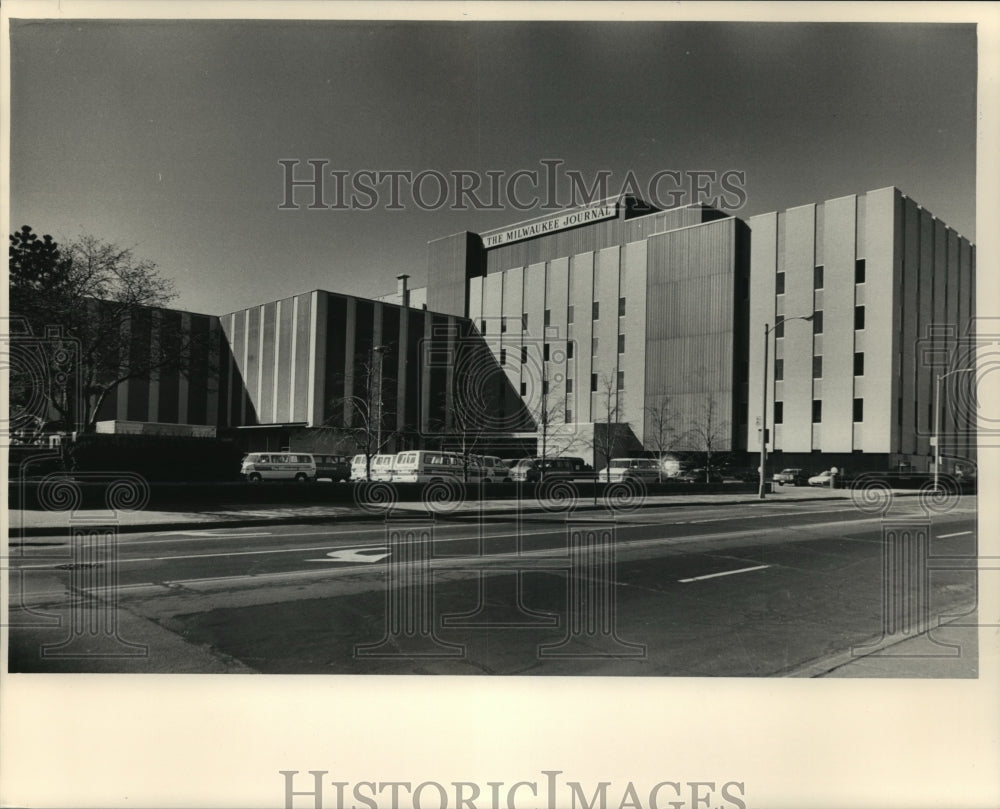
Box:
[7,496,979,676]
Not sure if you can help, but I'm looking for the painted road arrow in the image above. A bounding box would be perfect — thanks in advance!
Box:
[306,548,390,563]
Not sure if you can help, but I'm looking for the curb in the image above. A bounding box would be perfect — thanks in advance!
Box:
[6,492,871,538]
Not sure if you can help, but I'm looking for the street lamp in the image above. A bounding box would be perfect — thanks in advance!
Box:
[373,345,388,451]
[758,313,815,500]
[933,367,974,490]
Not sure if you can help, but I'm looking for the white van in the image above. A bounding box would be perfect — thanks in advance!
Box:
[241,452,316,483]
[392,450,484,484]
[350,454,396,482]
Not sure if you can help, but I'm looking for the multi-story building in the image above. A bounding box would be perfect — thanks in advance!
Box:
[88,185,976,474]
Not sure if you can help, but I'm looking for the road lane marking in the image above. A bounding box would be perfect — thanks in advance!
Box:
[938,531,973,538]
[678,564,771,583]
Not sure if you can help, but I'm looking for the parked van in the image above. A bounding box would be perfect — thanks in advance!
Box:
[350,453,396,482]
[391,450,483,484]
[314,454,351,482]
[475,455,511,483]
[241,452,316,483]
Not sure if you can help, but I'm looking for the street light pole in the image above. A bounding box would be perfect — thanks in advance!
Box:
[373,345,388,452]
[757,313,814,501]
[934,367,974,490]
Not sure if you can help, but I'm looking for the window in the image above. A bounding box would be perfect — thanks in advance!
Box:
[776,272,786,295]
[619,297,626,316]
[501,317,507,333]
[813,311,824,334]
[567,342,574,359]
[812,400,823,423]
[521,313,528,331]
[774,402,784,424]
[592,337,599,355]
[854,306,866,330]
[813,356,823,378]
[565,409,572,423]
[542,380,549,395]
[593,301,600,320]
[543,343,550,361]
[566,378,574,393]
[480,319,486,334]
[520,346,528,364]
[544,309,551,326]
[854,352,865,376]
[774,359,784,381]
[591,374,598,392]
[520,381,527,396]
[853,398,864,422]
[567,305,574,324]
[618,334,625,353]
[855,259,866,284]
[814,265,824,289]
[775,320,785,339]
[617,371,625,390]
[499,348,506,365]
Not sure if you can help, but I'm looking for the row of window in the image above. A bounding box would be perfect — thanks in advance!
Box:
[774,306,865,337]
[774,352,866,380]
[519,371,627,398]
[773,399,864,424]
[776,259,866,294]
[481,297,629,334]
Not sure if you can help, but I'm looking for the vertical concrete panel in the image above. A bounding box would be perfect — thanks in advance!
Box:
[623,241,648,443]
[594,246,621,404]
[862,187,900,453]
[957,239,973,462]
[899,200,920,455]
[303,293,319,426]
[468,275,483,329]
[781,204,816,451]
[523,263,546,419]
[571,252,595,423]
[747,213,778,453]
[294,293,313,423]
[502,266,524,402]
[206,318,220,427]
[915,210,935,459]
[547,257,570,420]
[342,297,356,424]
[177,312,191,424]
[822,195,857,452]
[147,311,161,423]
[275,297,294,423]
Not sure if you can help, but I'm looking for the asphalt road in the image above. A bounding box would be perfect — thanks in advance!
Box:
[7,497,979,676]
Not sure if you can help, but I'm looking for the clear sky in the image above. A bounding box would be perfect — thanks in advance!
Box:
[9,18,977,316]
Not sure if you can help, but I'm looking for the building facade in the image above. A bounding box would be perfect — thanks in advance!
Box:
[91,185,976,474]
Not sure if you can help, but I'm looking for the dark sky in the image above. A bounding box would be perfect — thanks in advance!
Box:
[10,19,977,315]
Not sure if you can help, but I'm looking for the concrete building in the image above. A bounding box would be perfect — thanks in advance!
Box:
[88,185,976,474]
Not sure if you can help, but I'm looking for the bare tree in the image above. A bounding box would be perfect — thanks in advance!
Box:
[593,372,623,479]
[321,346,398,480]
[9,227,214,433]
[687,395,731,482]
[644,395,681,482]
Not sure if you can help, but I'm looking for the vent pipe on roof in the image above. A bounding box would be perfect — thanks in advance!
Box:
[396,274,410,308]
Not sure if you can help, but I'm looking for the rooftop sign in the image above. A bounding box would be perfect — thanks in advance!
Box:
[482,202,618,248]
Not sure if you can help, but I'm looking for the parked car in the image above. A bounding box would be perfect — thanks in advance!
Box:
[597,457,661,483]
[679,468,724,483]
[808,470,836,487]
[772,467,807,486]
[241,452,316,483]
[724,466,761,482]
[508,456,592,483]
[350,453,396,482]
[313,454,351,482]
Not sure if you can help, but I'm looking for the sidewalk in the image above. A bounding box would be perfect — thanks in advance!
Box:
[8,486,920,538]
